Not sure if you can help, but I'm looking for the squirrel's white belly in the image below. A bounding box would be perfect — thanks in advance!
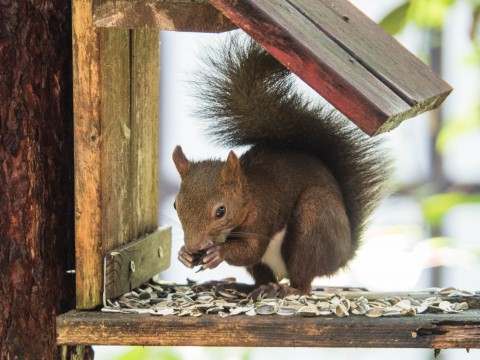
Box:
[261,227,288,281]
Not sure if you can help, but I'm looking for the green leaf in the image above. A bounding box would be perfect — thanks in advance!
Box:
[467,0,480,7]
[117,347,182,360]
[407,0,457,28]
[436,110,480,153]
[117,347,149,360]
[379,2,410,35]
[422,192,480,227]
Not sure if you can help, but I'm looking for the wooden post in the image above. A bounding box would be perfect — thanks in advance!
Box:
[73,0,161,309]
[0,0,89,358]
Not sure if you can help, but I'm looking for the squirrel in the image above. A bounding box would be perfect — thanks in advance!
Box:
[172,34,390,296]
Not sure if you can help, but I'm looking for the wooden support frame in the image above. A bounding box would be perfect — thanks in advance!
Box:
[93,0,237,32]
[90,0,453,135]
[73,0,166,309]
[58,309,480,348]
[64,0,467,351]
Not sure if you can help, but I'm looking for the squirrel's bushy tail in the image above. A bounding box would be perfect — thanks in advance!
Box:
[193,34,390,246]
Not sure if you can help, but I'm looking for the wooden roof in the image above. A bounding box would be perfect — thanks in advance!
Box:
[208,0,452,135]
[92,0,452,135]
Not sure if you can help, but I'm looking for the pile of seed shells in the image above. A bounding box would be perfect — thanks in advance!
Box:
[101,281,476,318]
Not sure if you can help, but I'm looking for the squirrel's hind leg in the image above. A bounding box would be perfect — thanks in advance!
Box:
[247,262,277,287]
[283,185,352,294]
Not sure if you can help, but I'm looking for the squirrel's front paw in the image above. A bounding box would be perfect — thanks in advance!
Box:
[200,245,224,270]
[178,246,197,268]
[178,245,224,270]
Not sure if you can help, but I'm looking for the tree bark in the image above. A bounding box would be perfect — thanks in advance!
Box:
[0,0,86,358]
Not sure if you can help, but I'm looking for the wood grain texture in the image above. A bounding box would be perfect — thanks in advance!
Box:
[288,0,452,103]
[100,28,133,251]
[57,309,480,348]
[131,29,160,237]
[93,0,236,32]
[73,3,165,309]
[104,226,171,299]
[208,0,452,135]
[287,0,452,133]
[73,0,104,309]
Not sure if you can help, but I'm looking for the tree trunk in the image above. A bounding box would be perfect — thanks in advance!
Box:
[0,1,88,358]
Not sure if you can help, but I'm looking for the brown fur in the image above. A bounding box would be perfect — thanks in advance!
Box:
[173,34,390,294]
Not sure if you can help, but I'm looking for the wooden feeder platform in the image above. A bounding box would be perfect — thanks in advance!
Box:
[57,288,480,348]
[57,308,480,348]
[65,0,460,352]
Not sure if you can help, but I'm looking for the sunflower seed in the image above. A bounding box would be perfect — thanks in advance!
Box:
[276,307,297,316]
[335,304,349,317]
[256,305,275,315]
[365,308,383,318]
[298,305,321,317]
[102,280,476,319]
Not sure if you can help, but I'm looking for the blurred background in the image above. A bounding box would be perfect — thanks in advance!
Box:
[95,0,480,358]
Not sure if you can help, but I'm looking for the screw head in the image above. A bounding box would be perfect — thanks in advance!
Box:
[129,260,136,273]
[158,246,163,258]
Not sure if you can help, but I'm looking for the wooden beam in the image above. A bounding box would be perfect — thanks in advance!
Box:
[93,0,237,32]
[104,227,171,300]
[208,0,452,135]
[57,309,480,348]
[131,29,160,237]
[286,0,452,133]
[73,1,165,309]
[100,28,133,252]
[73,0,104,309]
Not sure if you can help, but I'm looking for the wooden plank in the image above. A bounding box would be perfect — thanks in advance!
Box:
[131,29,159,237]
[208,0,410,135]
[100,28,133,251]
[72,0,104,309]
[93,0,237,32]
[285,0,453,133]
[208,0,452,135]
[57,309,480,348]
[104,227,171,300]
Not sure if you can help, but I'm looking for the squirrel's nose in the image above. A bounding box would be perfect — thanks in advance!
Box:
[184,242,203,255]
[185,239,213,254]
[184,244,196,254]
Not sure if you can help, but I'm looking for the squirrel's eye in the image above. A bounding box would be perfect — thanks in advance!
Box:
[173,201,177,210]
[215,205,226,219]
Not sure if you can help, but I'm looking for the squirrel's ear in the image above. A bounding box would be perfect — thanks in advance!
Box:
[172,145,190,179]
[221,151,243,183]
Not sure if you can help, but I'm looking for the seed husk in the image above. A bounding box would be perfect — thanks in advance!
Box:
[256,305,275,315]
[365,308,383,318]
[335,304,349,317]
[298,305,321,317]
[276,307,297,316]
[103,281,475,319]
